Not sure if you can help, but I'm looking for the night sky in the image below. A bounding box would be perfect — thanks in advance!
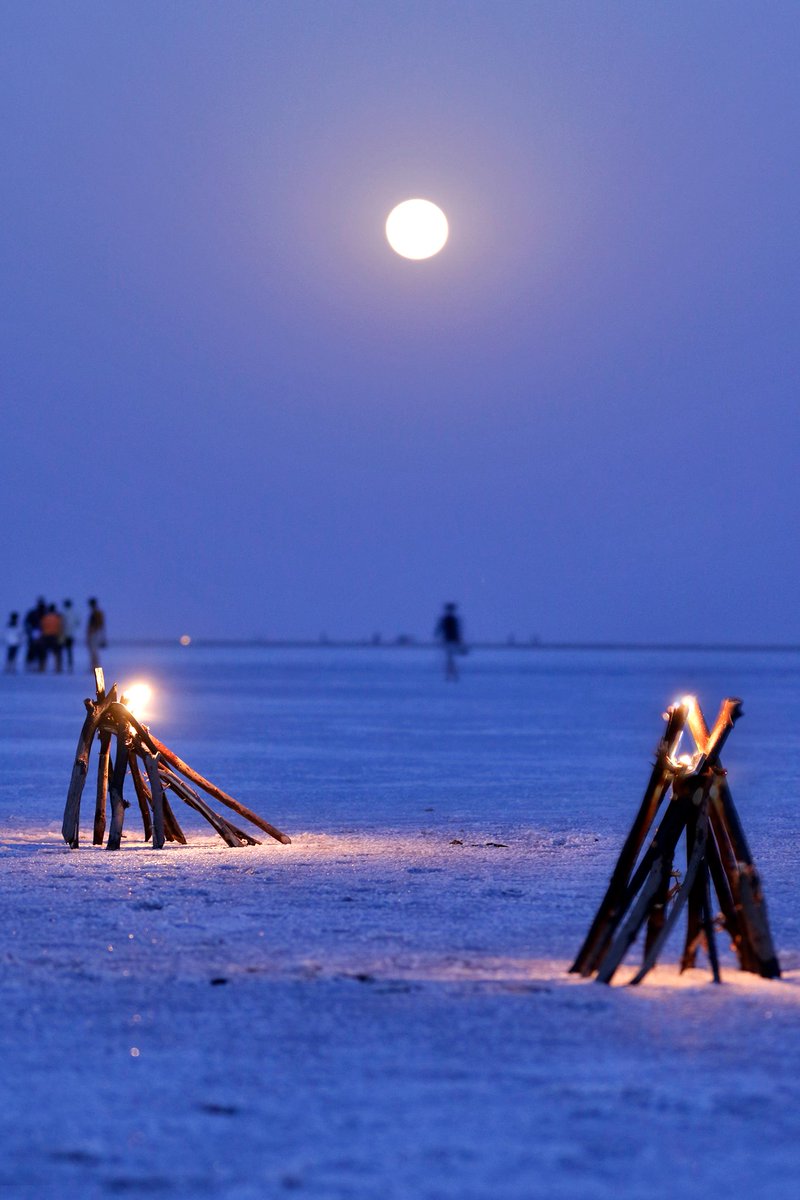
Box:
[3,2,798,643]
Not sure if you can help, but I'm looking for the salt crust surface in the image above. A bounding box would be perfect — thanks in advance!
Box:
[1,646,799,1198]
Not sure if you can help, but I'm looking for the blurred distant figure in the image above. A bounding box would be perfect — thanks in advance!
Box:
[61,599,80,673]
[86,597,106,671]
[435,602,463,682]
[40,604,64,672]
[24,598,46,671]
[5,612,22,673]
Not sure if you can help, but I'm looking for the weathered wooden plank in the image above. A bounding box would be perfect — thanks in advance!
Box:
[628,805,709,986]
[106,722,130,851]
[570,703,688,975]
[738,864,781,978]
[707,797,756,971]
[128,750,153,841]
[161,793,187,844]
[141,751,166,850]
[594,796,689,984]
[62,690,117,848]
[700,862,721,983]
[160,766,245,847]
[92,730,111,846]
[680,809,703,971]
[105,703,290,845]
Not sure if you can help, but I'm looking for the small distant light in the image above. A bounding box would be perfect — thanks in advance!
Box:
[179,634,192,646]
[130,1047,140,1058]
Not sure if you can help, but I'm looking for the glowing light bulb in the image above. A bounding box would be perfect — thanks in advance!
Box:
[179,634,191,646]
[123,682,153,721]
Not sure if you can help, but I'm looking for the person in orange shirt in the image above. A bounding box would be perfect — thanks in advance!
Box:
[39,604,64,673]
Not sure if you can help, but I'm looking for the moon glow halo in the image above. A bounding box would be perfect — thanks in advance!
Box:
[385,199,448,260]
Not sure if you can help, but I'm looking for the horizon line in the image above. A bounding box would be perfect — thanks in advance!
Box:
[108,638,800,653]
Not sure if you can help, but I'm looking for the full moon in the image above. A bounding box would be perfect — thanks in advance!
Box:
[385,198,449,260]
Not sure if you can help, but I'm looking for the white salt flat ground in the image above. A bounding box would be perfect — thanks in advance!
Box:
[1,646,799,1199]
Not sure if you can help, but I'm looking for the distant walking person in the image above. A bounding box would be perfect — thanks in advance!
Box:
[86,597,107,671]
[5,613,22,673]
[40,604,64,672]
[435,602,463,681]
[61,599,81,673]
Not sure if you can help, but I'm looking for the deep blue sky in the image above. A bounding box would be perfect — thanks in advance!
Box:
[2,2,798,642]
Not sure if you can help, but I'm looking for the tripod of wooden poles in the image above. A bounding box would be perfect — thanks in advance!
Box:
[571,696,779,985]
[62,670,291,851]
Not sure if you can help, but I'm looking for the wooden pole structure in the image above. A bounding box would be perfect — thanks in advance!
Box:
[62,676,291,851]
[573,696,780,985]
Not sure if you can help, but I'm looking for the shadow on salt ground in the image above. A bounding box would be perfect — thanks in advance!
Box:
[0,825,602,857]
[286,954,800,996]
[4,828,799,1010]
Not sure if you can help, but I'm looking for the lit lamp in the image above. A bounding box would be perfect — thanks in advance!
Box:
[121,681,153,723]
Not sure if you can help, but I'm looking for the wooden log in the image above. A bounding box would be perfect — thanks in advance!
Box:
[142,751,166,849]
[680,808,703,971]
[62,690,117,848]
[160,767,262,846]
[161,793,187,844]
[706,803,754,970]
[128,750,153,841]
[215,814,262,847]
[705,819,741,942]
[709,776,779,976]
[594,852,674,984]
[715,775,754,866]
[594,796,690,984]
[93,730,111,846]
[700,862,721,983]
[106,722,130,851]
[105,704,291,845]
[684,695,710,754]
[645,838,678,958]
[627,800,709,986]
[738,865,781,978]
[585,784,692,976]
[150,733,291,845]
[570,703,688,975]
[160,767,247,847]
[692,698,743,774]
[129,738,175,844]
[705,699,744,761]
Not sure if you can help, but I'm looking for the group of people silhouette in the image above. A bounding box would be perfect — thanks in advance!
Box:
[4,597,106,674]
[6,598,458,677]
